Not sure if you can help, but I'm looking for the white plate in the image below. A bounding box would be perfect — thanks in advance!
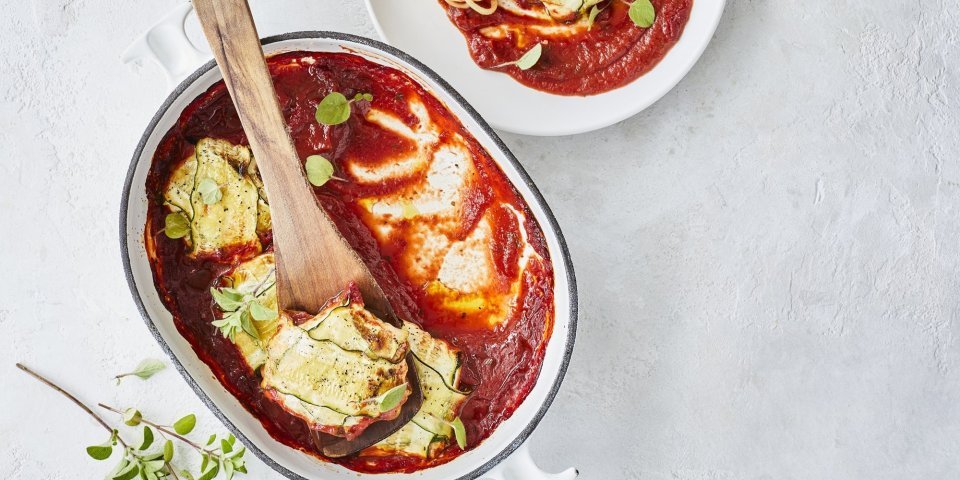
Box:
[365,0,725,136]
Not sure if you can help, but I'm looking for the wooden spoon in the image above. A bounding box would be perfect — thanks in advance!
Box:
[191,0,422,458]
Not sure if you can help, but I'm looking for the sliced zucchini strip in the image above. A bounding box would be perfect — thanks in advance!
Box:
[367,321,469,459]
[260,295,410,436]
[163,137,272,257]
[300,290,409,363]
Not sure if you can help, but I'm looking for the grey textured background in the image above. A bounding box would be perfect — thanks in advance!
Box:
[2,1,959,478]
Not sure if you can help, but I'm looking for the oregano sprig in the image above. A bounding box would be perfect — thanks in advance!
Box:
[210,272,277,343]
[115,358,166,384]
[16,363,249,480]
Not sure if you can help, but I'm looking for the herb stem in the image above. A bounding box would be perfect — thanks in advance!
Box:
[15,363,129,448]
[98,404,223,460]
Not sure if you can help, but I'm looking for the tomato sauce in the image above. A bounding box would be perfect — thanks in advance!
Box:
[144,52,554,473]
[442,0,693,95]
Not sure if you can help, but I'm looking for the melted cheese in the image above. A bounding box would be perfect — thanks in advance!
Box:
[350,96,540,327]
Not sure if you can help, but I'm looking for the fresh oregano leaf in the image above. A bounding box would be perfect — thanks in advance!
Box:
[239,310,260,341]
[248,300,277,322]
[514,43,542,70]
[86,442,113,461]
[139,425,154,450]
[196,462,219,480]
[305,155,335,187]
[123,408,142,427]
[163,439,174,463]
[221,438,234,454]
[196,178,222,205]
[210,287,245,312]
[126,359,166,382]
[164,212,191,239]
[173,414,196,435]
[587,4,603,29]
[205,434,217,446]
[628,0,655,28]
[315,92,351,125]
[376,383,408,412]
[112,460,139,480]
[143,458,165,474]
[450,417,467,449]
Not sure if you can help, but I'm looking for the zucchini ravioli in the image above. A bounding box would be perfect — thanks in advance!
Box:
[144,51,555,473]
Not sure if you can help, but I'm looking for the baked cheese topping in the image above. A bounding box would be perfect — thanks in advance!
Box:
[350,98,541,327]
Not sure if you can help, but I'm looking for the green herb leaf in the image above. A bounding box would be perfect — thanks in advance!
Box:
[225,458,236,480]
[315,92,351,125]
[586,4,603,29]
[248,300,277,322]
[237,310,258,340]
[173,414,196,435]
[164,212,191,239]
[126,359,166,382]
[205,434,217,446]
[305,155,335,187]
[112,460,139,480]
[139,425,154,450]
[450,417,467,449]
[163,439,174,463]
[376,383,408,412]
[211,287,245,312]
[86,443,113,461]
[196,178,222,205]
[514,43,542,70]
[628,0,656,28]
[196,462,219,480]
[221,438,234,455]
[123,408,142,427]
[143,458,166,474]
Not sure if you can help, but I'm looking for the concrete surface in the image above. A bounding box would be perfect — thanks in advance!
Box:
[2,0,959,478]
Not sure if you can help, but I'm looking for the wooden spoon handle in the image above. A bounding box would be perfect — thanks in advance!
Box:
[191,0,393,316]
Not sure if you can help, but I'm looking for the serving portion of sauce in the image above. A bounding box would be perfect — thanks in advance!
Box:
[440,0,693,95]
[144,51,554,473]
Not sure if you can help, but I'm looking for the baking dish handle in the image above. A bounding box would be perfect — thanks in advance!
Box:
[483,441,578,480]
[122,2,208,87]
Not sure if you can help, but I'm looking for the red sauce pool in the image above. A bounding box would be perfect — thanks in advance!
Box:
[441,0,693,95]
[144,51,554,474]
